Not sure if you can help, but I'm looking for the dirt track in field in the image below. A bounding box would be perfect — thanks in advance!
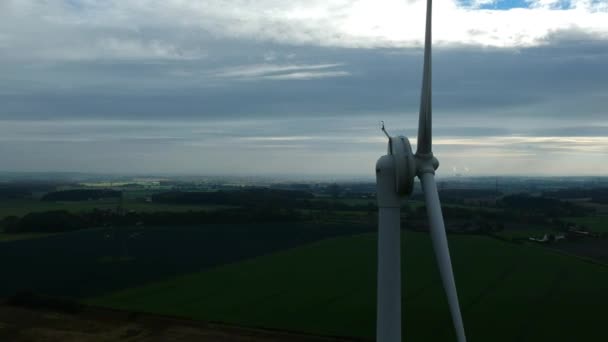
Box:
[0,303,368,342]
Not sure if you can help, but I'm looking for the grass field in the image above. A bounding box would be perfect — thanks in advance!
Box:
[563,216,608,232]
[0,232,56,242]
[89,232,608,341]
[493,225,554,240]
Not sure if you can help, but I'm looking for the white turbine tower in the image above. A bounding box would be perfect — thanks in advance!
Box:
[375,0,467,341]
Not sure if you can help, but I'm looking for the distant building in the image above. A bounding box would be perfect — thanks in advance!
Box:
[529,234,549,243]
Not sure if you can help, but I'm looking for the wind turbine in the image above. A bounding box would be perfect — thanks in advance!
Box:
[375,0,466,341]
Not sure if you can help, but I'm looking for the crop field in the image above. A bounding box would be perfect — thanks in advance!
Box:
[0,223,372,298]
[493,230,547,240]
[0,232,55,242]
[563,216,608,232]
[492,223,554,240]
[549,238,608,264]
[90,232,608,342]
[580,202,608,215]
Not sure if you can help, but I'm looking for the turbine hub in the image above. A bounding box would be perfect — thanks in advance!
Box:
[415,152,439,176]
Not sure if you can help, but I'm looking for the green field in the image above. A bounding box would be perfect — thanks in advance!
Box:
[493,226,554,240]
[0,232,56,242]
[89,232,608,341]
[563,216,608,232]
[325,198,427,210]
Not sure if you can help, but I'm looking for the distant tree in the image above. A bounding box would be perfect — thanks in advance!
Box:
[500,194,591,217]
[0,187,32,199]
[16,211,88,233]
[151,188,313,206]
[328,183,341,199]
[41,189,121,201]
[1,215,20,233]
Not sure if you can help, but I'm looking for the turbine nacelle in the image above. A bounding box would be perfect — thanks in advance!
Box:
[377,132,440,198]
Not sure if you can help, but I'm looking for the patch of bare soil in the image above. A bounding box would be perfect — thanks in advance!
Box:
[0,301,367,342]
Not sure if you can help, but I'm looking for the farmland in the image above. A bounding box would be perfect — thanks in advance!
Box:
[0,223,373,298]
[1,178,608,341]
[562,216,608,232]
[89,232,608,341]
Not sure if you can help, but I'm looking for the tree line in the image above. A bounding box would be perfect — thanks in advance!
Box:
[41,189,121,201]
[1,206,305,234]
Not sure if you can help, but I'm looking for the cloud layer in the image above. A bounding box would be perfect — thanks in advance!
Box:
[1,0,608,64]
[0,0,607,176]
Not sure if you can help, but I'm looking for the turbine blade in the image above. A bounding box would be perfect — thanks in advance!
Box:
[417,0,432,156]
[420,172,466,342]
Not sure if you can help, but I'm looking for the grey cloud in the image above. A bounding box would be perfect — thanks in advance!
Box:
[210,63,344,79]
[3,0,608,57]
[529,126,608,137]
[2,40,607,125]
[0,117,605,176]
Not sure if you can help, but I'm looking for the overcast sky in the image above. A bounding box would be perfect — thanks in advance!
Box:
[1,0,607,178]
